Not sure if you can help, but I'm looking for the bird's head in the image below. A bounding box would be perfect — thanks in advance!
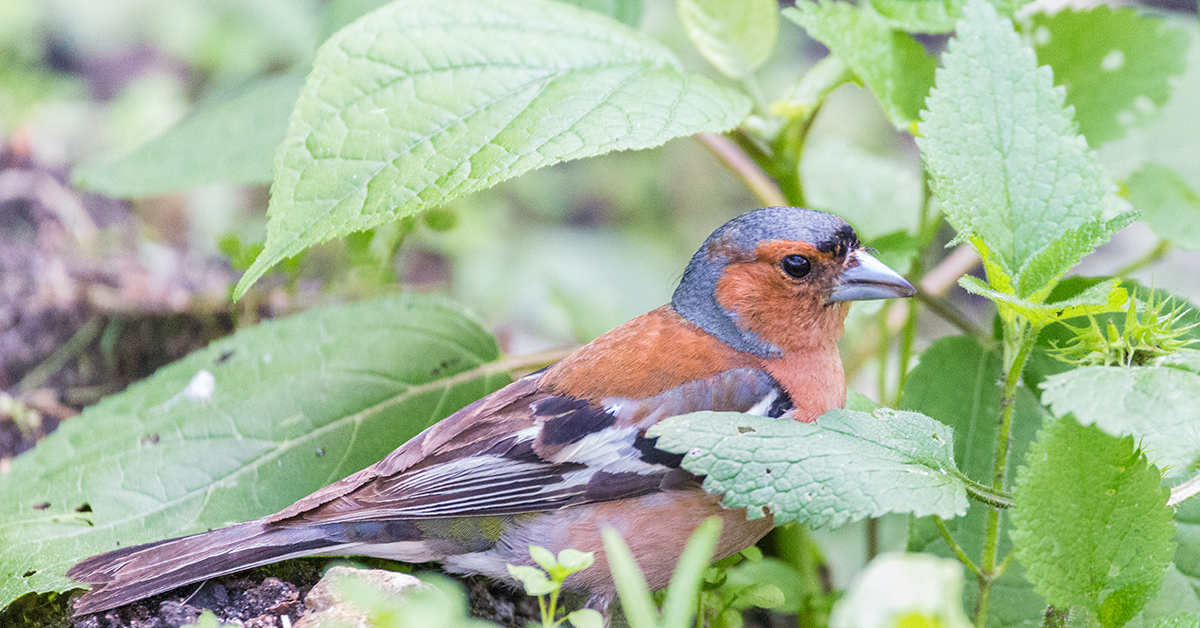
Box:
[671,206,915,358]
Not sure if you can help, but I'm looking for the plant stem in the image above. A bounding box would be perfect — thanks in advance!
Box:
[1115,239,1170,277]
[695,133,787,207]
[912,288,990,346]
[976,321,1038,628]
[934,515,982,577]
[952,470,1015,508]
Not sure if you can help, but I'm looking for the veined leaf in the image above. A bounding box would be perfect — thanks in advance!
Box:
[74,73,305,196]
[919,0,1110,276]
[1033,6,1189,147]
[784,0,936,130]
[868,0,961,34]
[1040,349,1200,473]
[677,0,778,79]
[648,409,968,529]
[235,0,750,298]
[1011,418,1175,627]
[1015,213,1136,302]
[0,295,509,607]
[960,275,1128,327]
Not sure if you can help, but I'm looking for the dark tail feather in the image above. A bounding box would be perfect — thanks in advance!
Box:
[68,521,337,616]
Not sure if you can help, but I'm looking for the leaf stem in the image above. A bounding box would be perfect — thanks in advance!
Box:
[912,288,990,345]
[976,321,1038,628]
[1114,239,1170,277]
[952,470,1014,508]
[1169,473,1200,507]
[934,515,981,577]
[695,133,787,207]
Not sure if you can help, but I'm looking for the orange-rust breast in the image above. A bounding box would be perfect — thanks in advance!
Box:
[540,306,757,401]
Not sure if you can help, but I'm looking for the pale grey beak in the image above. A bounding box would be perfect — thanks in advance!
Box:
[828,250,916,302]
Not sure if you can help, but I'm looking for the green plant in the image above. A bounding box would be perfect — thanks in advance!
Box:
[507,547,604,628]
[2,0,1200,626]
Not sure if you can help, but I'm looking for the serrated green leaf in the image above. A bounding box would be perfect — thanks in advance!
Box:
[868,0,961,33]
[235,0,750,299]
[830,553,971,628]
[0,295,508,608]
[1032,7,1189,146]
[918,0,1110,274]
[1127,163,1200,251]
[677,0,778,79]
[74,72,304,197]
[1011,418,1175,625]
[960,275,1127,327]
[648,409,968,528]
[784,0,936,129]
[902,336,1048,628]
[1040,349,1200,473]
[1016,213,1136,302]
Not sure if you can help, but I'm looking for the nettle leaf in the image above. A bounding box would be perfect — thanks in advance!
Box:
[677,0,778,79]
[647,409,968,529]
[1015,213,1136,303]
[784,0,936,130]
[1173,498,1200,612]
[1011,418,1175,627]
[868,0,961,34]
[1147,615,1200,628]
[919,0,1110,278]
[1040,349,1200,474]
[235,0,750,299]
[960,275,1127,327]
[74,73,305,196]
[0,295,509,607]
[903,337,1048,628]
[1127,163,1200,251]
[1033,7,1189,147]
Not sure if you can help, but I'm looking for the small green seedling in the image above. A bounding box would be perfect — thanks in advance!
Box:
[507,546,603,628]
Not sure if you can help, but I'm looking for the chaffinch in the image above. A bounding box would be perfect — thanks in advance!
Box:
[69,206,915,619]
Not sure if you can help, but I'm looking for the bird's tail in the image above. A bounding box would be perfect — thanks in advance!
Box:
[68,521,339,616]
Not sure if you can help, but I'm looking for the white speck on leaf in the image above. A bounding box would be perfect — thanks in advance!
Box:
[1100,49,1124,71]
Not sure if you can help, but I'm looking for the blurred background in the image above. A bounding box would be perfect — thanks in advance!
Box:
[1,0,1198,600]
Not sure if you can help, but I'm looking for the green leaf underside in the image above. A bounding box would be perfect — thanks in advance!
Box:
[1011,418,1175,625]
[784,0,936,129]
[903,337,1047,628]
[1033,7,1189,147]
[918,0,1109,276]
[1040,350,1200,473]
[74,73,305,197]
[648,409,968,529]
[235,0,751,299]
[0,295,508,607]
[868,0,962,34]
[677,0,778,79]
[1127,163,1200,251]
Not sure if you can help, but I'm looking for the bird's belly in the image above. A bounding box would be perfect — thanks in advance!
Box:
[442,490,774,594]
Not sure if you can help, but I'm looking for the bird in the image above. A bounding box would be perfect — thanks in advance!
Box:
[68,206,915,619]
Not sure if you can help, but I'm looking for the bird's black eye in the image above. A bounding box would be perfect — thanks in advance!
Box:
[781,254,811,279]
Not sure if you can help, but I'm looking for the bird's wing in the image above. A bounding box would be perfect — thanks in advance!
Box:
[273,366,791,524]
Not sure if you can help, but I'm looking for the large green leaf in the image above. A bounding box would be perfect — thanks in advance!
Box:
[784,0,936,130]
[677,0,778,79]
[1011,418,1175,627]
[918,0,1110,284]
[0,295,509,607]
[1040,350,1200,474]
[73,73,305,196]
[235,0,750,299]
[902,336,1048,628]
[648,409,969,529]
[1032,7,1188,147]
